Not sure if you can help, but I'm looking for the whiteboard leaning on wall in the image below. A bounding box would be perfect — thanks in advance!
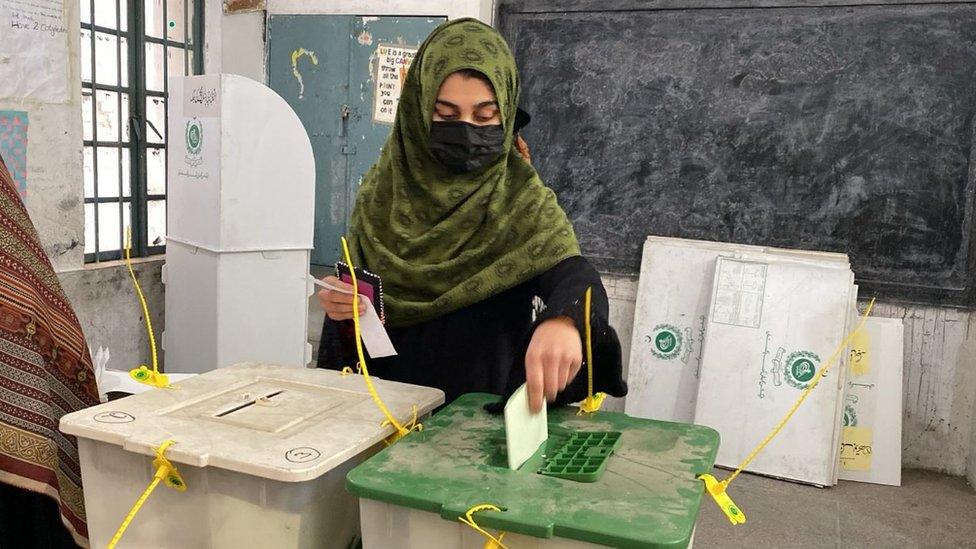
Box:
[694,253,856,486]
[625,236,849,424]
[839,316,904,486]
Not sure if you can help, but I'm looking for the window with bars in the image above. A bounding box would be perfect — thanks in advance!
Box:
[80,0,203,262]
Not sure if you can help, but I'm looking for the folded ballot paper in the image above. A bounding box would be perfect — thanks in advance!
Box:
[310,276,397,358]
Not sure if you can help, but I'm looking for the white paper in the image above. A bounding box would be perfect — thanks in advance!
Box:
[98,369,197,396]
[710,259,767,328]
[504,383,548,470]
[90,345,196,399]
[91,346,111,402]
[625,240,723,423]
[0,0,69,103]
[372,44,418,125]
[184,76,221,118]
[311,277,397,358]
[169,77,221,191]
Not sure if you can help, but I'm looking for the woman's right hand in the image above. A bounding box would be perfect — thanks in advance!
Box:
[317,276,367,321]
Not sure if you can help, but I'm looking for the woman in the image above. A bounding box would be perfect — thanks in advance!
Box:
[317,18,626,412]
[0,154,99,547]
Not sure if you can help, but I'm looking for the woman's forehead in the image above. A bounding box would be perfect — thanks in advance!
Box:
[436,72,497,102]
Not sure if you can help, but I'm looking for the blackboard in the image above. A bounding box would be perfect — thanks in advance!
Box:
[498,0,976,306]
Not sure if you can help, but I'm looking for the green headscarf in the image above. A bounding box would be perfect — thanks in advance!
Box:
[347,18,580,327]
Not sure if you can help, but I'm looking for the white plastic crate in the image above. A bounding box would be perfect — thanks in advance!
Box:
[359,500,630,548]
[59,363,445,549]
[347,394,714,549]
[167,74,315,253]
[162,238,313,373]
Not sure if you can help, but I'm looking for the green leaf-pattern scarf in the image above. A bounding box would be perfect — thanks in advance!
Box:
[347,18,580,327]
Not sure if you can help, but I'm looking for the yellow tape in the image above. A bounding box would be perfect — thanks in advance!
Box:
[699,473,745,525]
[726,298,876,484]
[578,287,605,415]
[124,228,169,389]
[700,298,877,525]
[340,237,421,444]
[459,504,508,549]
[107,440,186,549]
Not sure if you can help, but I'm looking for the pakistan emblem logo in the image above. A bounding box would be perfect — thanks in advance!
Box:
[185,119,203,156]
[649,324,682,360]
[843,404,858,427]
[785,351,821,390]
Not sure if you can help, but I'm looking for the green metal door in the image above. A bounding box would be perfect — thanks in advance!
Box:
[268,15,444,265]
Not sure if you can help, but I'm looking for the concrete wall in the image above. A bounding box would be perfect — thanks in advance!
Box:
[205,0,497,86]
[59,260,165,370]
[220,11,266,81]
[873,302,976,476]
[971,396,976,487]
[266,0,495,21]
[204,0,266,81]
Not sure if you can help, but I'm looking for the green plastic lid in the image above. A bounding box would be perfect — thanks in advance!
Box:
[346,394,719,548]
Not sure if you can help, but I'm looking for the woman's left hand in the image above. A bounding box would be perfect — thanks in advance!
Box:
[524,316,582,412]
[515,134,532,164]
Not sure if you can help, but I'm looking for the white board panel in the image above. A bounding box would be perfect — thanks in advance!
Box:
[624,240,721,422]
[839,316,904,486]
[695,253,854,486]
[625,236,849,423]
[829,285,860,485]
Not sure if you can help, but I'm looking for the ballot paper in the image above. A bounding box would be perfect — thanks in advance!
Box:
[504,383,548,470]
[310,276,397,358]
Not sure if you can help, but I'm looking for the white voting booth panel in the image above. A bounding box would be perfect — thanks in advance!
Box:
[60,363,445,549]
[164,74,315,374]
[167,74,315,252]
[625,236,848,424]
[839,316,904,486]
[163,239,313,373]
[694,253,855,486]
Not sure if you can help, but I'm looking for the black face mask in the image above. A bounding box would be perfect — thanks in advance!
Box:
[428,121,506,174]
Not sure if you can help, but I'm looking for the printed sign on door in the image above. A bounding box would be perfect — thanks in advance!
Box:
[372,44,418,125]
